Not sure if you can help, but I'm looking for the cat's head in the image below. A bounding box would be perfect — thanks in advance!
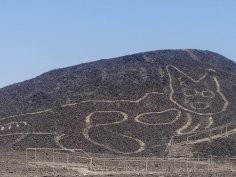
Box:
[167,65,228,115]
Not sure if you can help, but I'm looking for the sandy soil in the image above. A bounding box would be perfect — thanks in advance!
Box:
[1,150,236,177]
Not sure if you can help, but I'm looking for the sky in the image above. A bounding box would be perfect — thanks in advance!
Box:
[0,0,235,88]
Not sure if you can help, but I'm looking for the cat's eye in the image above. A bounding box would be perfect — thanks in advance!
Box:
[202,91,215,98]
[182,89,196,96]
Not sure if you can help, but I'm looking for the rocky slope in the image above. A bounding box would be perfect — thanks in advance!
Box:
[0,49,235,157]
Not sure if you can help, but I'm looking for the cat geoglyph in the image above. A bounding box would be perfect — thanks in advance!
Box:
[0,65,230,155]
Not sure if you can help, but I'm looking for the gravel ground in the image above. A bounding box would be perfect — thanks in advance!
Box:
[1,150,236,177]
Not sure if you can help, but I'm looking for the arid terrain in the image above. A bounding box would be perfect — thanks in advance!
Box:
[1,150,236,177]
[0,49,236,176]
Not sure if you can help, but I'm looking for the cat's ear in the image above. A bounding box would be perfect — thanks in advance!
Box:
[200,74,218,91]
[194,68,218,90]
[167,65,194,86]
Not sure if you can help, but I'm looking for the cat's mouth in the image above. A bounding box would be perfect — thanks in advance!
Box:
[190,102,209,110]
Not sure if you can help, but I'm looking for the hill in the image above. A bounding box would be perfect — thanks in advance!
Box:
[0,49,236,157]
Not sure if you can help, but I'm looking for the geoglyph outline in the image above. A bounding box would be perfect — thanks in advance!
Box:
[0,64,232,155]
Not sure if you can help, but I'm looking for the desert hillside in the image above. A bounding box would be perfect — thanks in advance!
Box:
[0,49,235,157]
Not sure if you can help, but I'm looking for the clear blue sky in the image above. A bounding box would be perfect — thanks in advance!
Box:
[0,0,235,88]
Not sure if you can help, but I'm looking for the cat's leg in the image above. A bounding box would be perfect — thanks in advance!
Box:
[175,113,216,144]
[176,113,201,135]
[205,116,213,129]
